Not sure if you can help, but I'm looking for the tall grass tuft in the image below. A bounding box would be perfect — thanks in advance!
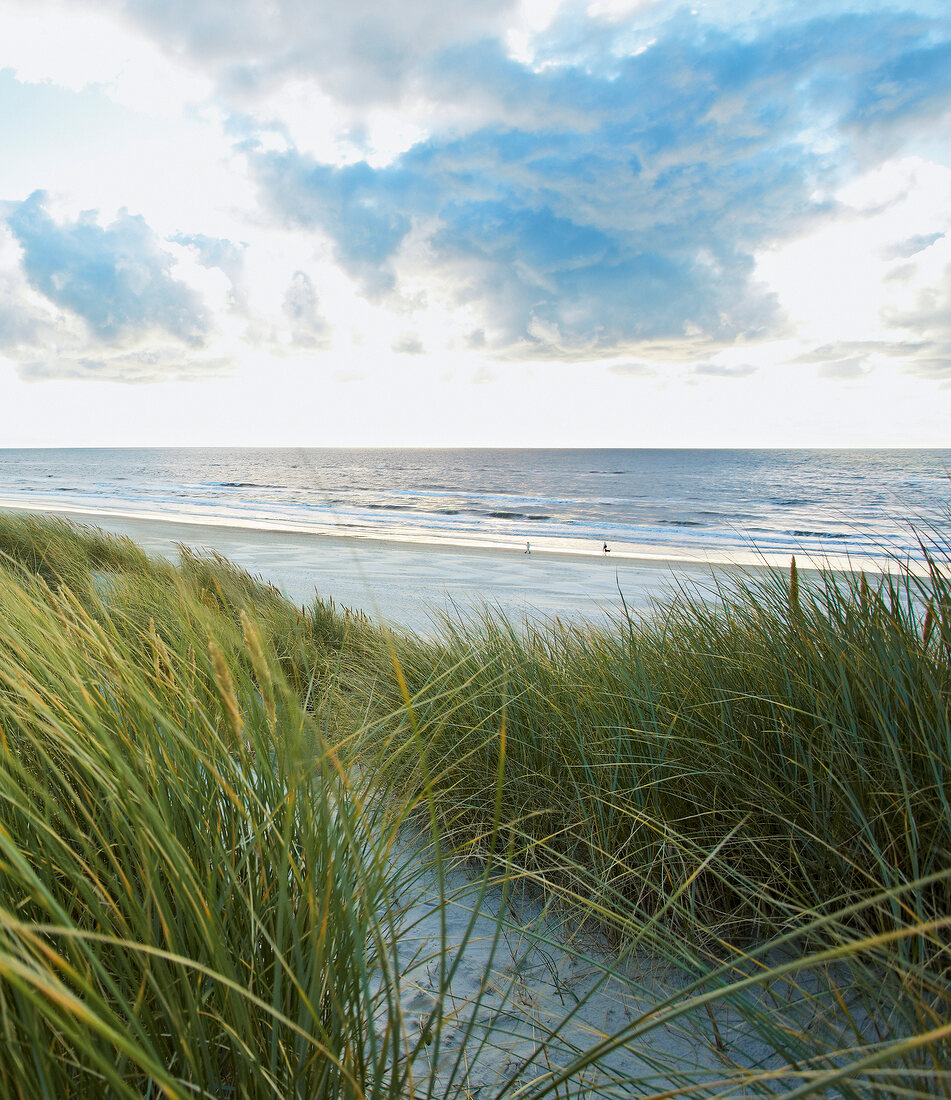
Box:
[357,557,951,945]
[0,561,410,1096]
[0,510,948,1096]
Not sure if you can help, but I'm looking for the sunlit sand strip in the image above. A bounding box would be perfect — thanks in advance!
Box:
[0,499,914,634]
[0,500,724,631]
[0,493,910,572]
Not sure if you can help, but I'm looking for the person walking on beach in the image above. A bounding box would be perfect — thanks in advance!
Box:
[602,541,610,554]
[525,541,531,555]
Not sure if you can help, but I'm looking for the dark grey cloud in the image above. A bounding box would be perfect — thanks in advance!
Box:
[5,192,210,345]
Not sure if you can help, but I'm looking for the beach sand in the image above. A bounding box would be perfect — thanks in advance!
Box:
[377,827,873,1094]
[1,505,729,634]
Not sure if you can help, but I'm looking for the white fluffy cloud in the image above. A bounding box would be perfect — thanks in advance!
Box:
[0,196,230,380]
[0,0,948,444]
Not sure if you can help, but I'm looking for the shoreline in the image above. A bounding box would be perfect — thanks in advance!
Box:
[0,494,766,564]
[0,493,907,570]
[1,502,738,633]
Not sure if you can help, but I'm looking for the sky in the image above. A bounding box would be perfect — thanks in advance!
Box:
[0,0,949,447]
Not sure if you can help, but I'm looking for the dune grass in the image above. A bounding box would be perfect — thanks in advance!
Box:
[352,559,950,941]
[0,510,948,1097]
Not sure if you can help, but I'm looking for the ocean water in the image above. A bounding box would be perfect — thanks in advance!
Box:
[0,447,947,568]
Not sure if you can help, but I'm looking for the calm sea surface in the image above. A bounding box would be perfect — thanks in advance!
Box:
[0,448,947,567]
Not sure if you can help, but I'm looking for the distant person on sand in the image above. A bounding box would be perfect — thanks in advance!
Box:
[603,542,610,554]
[525,541,531,555]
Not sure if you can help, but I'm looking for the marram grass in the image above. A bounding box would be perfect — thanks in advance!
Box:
[355,556,951,943]
[0,510,947,1097]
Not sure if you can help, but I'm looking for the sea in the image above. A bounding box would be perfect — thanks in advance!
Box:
[0,447,947,570]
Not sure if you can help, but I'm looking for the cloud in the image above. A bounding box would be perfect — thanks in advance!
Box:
[5,192,210,344]
[250,8,951,361]
[257,158,420,293]
[608,360,655,377]
[472,364,496,384]
[902,357,951,380]
[793,336,950,379]
[0,195,226,380]
[841,34,951,155]
[882,260,951,379]
[282,269,331,348]
[173,232,248,312]
[10,0,948,384]
[880,231,945,261]
[793,339,929,363]
[691,362,757,378]
[16,348,231,384]
[392,332,425,355]
[108,0,518,109]
[0,0,214,116]
[818,357,871,380]
[99,0,951,132]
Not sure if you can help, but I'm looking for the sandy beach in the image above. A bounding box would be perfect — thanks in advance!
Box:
[380,828,874,1095]
[0,504,728,634]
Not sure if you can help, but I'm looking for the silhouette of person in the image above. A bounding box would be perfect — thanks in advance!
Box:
[603,542,610,554]
[525,541,531,555]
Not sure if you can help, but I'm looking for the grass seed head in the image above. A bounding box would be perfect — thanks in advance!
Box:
[208,638,243,737]
[922,602,935,648]
[241,609,275,727]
